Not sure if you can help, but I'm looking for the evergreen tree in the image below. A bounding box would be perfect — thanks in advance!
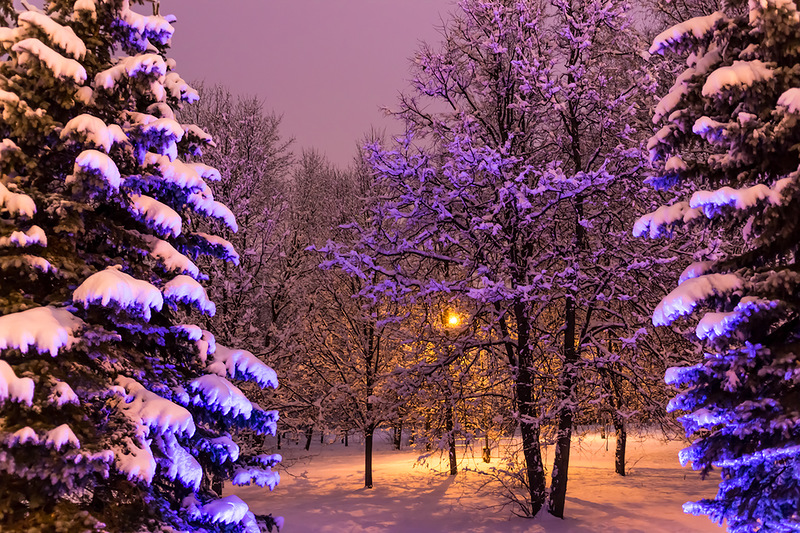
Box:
[640,1,800,530]
[0,2,280,531]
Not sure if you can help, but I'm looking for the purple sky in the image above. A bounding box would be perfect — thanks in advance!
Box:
[167,1,455,167]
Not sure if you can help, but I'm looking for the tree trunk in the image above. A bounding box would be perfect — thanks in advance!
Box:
[549,294,579,518]
[304,427,313,451]
[277,431,281,450]
[510,301,547,516]
[344,430,349,447]
[613,413,626,476]
[393,421,402,450]
[365,425,374,488]
[425,416,432,451]
[321,431,324,444]
[446,404,457,475]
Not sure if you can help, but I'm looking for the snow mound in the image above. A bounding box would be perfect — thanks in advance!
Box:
[130,194,182,237]
[189,375,253,419]
[11,38,86,82]
[163,275,216,315]
[0,359,34,405]
[116,376,196,437]
[209,344,278,389]
[73,266,163,320]
[0,306,83,356]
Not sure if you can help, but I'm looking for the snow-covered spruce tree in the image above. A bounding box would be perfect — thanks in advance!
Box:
[639,1,800,530]
[0,2,280,531]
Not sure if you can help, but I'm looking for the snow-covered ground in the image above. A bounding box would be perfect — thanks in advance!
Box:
[229,431,724,533]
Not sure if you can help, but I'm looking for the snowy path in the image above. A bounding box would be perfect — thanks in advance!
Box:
[228,433,724,532]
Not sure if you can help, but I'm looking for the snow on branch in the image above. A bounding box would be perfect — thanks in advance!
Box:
[119,6,174,45]
[649,12,724,54]
[633,201,703,238]
[68,150,122,190]
[115,376,196,437]
[129,194,182,237]
[48,380,79,406]
[690,178,791,212]
[196,494,250,525]
[188,375,253,419]
[73,266,163,320]
[61,115,127,153]
[0,182,36,218]
[187,187,238,232]
[17,11,86,59]
[94,54,166,89]
[191,232,239,265]
[144,153,204,189]
[231,466,279,489]
[154,432,202,490]
[695,297,779,341]
[162,275,216,315]
[208,344,278,389]
[653,273,744,326]
[778,87,800,113]
[114,435,155,483]
[0,306,83,356]
[43,424,80,451]
[0,225,47,248]
[11,38,86,83]
[143,235,200,278]
[702,60,773,97]
[0,359,34,405]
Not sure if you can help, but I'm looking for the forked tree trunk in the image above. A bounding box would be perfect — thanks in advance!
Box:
[507,302,547,516]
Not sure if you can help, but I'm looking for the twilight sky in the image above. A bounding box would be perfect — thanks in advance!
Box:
[167,0,456,167]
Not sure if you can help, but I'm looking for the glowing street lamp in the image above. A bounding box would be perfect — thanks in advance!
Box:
[446,312,461,327]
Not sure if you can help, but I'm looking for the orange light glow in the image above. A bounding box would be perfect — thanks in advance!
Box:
[447,313,461,326]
